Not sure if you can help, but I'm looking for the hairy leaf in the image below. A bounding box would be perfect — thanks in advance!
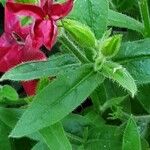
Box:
[122,116,141,150]
[85,125,121,150]
[115,38,150,84]
[101,61,137,97]
[40,122,72,150]
[108,10,144,34]
[1,54,80,81]
[10,65,104,137]
[69,0,109,38]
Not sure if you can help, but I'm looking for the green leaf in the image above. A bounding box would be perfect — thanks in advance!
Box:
[36,78,50,93]
[0,107,24,128]
[0,0,6,6]
[31,142,49,150]
[20,16,32,26]
[40,122,72,150]
[101,61,137,97]
[0,85,19,101]
[84,125,122,150]
[108,10,144,34]
[115,38,150,61]
[141,139,150,150]
[122,116,142,150]
[104,79,127,99]
[114,38,150,84]
[100,96,127,113]
[0,121,11,150]
[69,0,109,38]
[72,144,84,150]
[1,54,80,81]
[84,111,105,128]
[136,84,150,113]
[90,84,107,112]
[62,114,90,140]
[10,65,104,137]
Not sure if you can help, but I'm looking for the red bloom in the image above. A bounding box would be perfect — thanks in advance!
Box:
[6,0,74,49]
[0,5,46,96]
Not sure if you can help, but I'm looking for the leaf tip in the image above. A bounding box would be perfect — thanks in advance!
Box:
[9,131,17,138]
[9,126,24,138]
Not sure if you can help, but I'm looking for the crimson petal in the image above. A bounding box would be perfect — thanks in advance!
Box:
[21,80,38,96]
[0,33,14,47]
[22,48,46,62]
[40,0,53,14]
[6,2,44,19]
[51,0,73,20]
[4,4,30,41]
[0,44,23,72]
[40,20,58,49]
[48,21,58,49]
[31,19,44,49]
[0,47,10,59]
[31,20,58,49]
[5,3,19,33]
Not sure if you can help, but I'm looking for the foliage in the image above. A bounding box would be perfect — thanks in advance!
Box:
[0,0,150,149]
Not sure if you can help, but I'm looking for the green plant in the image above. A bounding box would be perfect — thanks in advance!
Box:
[0,0,150,149]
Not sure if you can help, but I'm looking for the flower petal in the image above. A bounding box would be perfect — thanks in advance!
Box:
[51,0,73,20]
[30,19,44,49]
[5,3,19,33]
[22,34,46,61]
[0,47,10,60]
[4,5,30,42]
[0,33,13,47]
[41,20,58,49]
[39,0,53,7]
[0,44,23,72]
[40,0,53,14]
[6,2,44,19]
[22,47,46,62]
[21,80,38,96]
[31,20,58,49]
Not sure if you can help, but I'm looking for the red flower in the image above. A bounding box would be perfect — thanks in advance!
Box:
[6,0,73,49]
[0,5,46,96]
[6,0,74,49]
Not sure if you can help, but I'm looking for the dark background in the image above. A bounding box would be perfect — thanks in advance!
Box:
[0,4,4,34]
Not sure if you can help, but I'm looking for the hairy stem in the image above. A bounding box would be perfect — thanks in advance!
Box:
[59,32,90,63]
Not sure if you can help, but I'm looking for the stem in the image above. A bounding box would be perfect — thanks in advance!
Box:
[59,32,90,63]
[138,0,150,37]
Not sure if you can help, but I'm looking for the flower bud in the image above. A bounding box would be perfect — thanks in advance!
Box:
[63,19,96,48]
[100,34,122,58]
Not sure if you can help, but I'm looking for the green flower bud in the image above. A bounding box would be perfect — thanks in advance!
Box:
[63,19,96,48]
[100,34,122,58]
